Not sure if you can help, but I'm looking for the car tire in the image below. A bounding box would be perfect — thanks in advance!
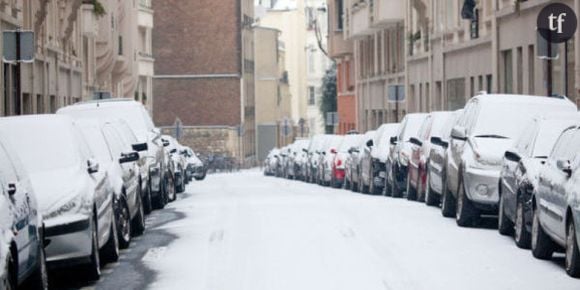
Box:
[425,173,438,206]
[2,250,15,290]
[566,220,580,278]
[441,187,456,217]
[514,196,531,249]
[25,233,48,290]
[143,179,153,215]
[456,181,479,227]
[84,215,101,281]
[101,210,120,264]
[176,171,186,194]
[406,175,417,201]
[167,173,177,202]
[132,191,146,237]
[498,193,514,236]
[384,178,392,197]
[391,175,403,198]
[531,206,555,260]
[117,195,132,249]
[360,177,369,194]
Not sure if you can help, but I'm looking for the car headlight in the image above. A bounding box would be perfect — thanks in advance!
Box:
[43,190,92,221]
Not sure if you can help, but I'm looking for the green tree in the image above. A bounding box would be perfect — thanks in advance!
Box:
[319,64,337,134]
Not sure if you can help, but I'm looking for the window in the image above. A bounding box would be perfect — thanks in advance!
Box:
[486,74,492,93]
[502,49,513,93]
[447,78,466,110]
[336,0,344,31]
[308,86,316,105]
[551,128,577,160]
[36,95,44,114]
[528,45,535,94]
[517,47,523,94]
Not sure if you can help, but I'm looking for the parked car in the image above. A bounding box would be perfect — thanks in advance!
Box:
[425,110,462,209]
[318,135,344,186]
[0,137,47,290]
[345,136,366,192]
[356,131,377,194]
[74,119,146,248]
[369,123,400,195]
[532,125,580,277]
[407,111,454,202]
[162,135,186,195]
[498,115,580,249]
[264,148,281,176]
[305,135,330,183]
[183,148,206,181]
[331,134,362,188]
[446,94,577,227]
[0,115,119,280]
[287,139,310,180]
[58,99,167,212]
[386,113,428,197]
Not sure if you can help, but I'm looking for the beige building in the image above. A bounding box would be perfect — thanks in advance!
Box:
[0,0,152,117]
[344,0,406,132]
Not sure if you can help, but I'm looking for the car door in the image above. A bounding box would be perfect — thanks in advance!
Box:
[448,103,474,195]
[539,128,576,239]
[0,142,35,277]
[504,124,536,213]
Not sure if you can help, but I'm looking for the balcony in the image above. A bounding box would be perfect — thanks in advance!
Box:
[373,0,404,27]
[349,1,373,38]
[138,0,153,28]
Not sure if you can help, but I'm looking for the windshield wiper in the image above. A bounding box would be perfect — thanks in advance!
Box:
[475,134,508,139]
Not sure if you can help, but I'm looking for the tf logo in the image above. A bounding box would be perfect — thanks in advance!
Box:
[537,3,578,43]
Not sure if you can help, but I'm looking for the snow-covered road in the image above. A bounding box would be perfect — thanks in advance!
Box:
[145,170,579,290]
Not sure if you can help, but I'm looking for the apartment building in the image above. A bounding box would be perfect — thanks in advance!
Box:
[0,0,151,117]
[343,0,406,132]
[254,26,293,161]
[327,0,356,134]
[153,0,257,165]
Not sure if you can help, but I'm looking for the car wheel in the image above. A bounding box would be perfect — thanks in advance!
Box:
[2,250,15,290]
[531,206,555,260]
[143,179,153,214]
[131,191,146,236]
[176,171,186,193]
[566,220,580,278]
[498,193,514,236]
[391,174,402,198]
[406,175,417,201]
[384,178,392,197]
[117,195,132,249]
[456,181,479,227]
[101,209,120,264]
[441,187,456,217]
[425,172,438,206]
[167,173,177,202]
[514,197,531,249]
[84,215,101,281]
[24,229,48,290]
[360,177,369,194]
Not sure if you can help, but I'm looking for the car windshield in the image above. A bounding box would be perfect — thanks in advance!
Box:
[339,135,362,152]
[401,116,426,141]
[0,118,81,173]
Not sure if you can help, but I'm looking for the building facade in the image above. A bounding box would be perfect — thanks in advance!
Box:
[0,0,151,117]
[153,0,256,165]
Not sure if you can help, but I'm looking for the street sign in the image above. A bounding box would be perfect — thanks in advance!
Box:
[3,30,35,63]
[388,85,405,102]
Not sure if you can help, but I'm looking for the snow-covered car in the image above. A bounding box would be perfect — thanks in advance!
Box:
[356,130,377,194]
[318,135,344,186]
[75,119,146,249]
[0,137,47,290]
[532,125,580,277]
[368,123,400,195]
[345,135,366,192]
[58,99,167,213]
[183,147,206,181]
[264,148,281,176]
[278,146,291,178]
[498,115,580,248]
[331,134,362,188]
[386,113,428,198]
[287,139,310,180]
[162,135,186,194]
[305,135,330,183]
[447,94,577,227]
[0,115,119,281]
[425,110,462,209]
[407,111,454,202]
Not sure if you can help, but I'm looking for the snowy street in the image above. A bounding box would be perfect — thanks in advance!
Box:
[55,170,579,290]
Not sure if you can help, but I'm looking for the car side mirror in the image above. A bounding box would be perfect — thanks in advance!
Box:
[162,139,170,147]
[366,139,374,147]
[330,148,337,154]
[132,142,148,152]
[6,182,17,196]
[120,152,140,164]
[557,160,573,178]
[451,126,467,141]
[170,148,178,154]
[87,159,99,174]
[302,148,309,153]
[504,151,521,163]
[410,137,423,147]
[430,136,448,148]
[390,136,398,145]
